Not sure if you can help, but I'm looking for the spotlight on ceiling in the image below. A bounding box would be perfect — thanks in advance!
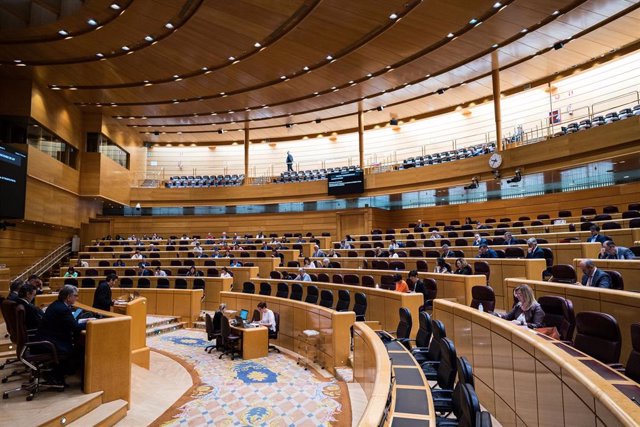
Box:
[110,3,121,10]
[436,88,446,95]
[376,106,384,111]
[553,42,564,50]
[153,131,160,136]
[315,119,322,124]
[217,129,224,134]
[285,123,293,128]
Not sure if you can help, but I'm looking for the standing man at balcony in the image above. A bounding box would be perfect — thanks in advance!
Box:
[286,151,294,172]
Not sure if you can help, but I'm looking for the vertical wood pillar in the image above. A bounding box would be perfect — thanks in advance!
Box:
[491,53,503,152]
[358,109,364,169]
[244,124,249,184]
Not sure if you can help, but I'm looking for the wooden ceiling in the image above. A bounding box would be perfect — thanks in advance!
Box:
[1,0,639,144]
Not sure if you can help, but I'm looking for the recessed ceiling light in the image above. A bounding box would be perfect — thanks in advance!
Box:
[303,66,309,71]
[58,29,69,36]
[493,2,502,8]
[144,81,152,86]
[521,28,528,33]
[121,45,130,51]
[326,54,333,60]
[219,92,225,95]
[281,75,287,79]
[348,80,354,84]
[87,18,98,26]
[389,13,398,19]
[144,35,154,42]
[331,86,336,90]
[96,53,104,58]
[313,91,319,95]
[51,85,60,90]
[367,73,372,77]
[173,74,179,78]
[110,3,121,10]
[254,42,261,48]
[447,32,454,38]
[228,56,235,61]
[492,43,499,48]
[552,10,560,15]
[69,87,77,90]
[165,22,174,29]
[201,67,208,71]
[469,18,478,24]
[172,99,179,104]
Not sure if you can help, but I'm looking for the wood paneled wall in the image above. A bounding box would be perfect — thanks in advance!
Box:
[30,81,83,149]
[0,222,74,278]
[80,152,131,205]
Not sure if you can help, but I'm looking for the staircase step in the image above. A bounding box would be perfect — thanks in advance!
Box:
[146,315,180,329]
[146,322,186,337]
[193,321,205,330]
[334,366,354,383]
[36,390,104,427]
[0,339,13,353]
[67,399,128,427]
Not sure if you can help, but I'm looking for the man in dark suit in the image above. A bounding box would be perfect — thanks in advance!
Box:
[586,225,608,244]
[113,259,125,267]
[286,151,294,172]
[503,231,518,245]
[525,238,545,259]
[93,273,118,312]
[578,259,611,288]
[312,244,325,258]
[15,283,44,331]
[477,243,498,258]
[440,244,454,258]
[472,234,488,246]
[599,240,635,260]
[37,285,88,384]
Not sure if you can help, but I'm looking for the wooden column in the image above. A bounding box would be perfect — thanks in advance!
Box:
[244,124,249,184]
[491,53,503,151]
[358,109,365,168]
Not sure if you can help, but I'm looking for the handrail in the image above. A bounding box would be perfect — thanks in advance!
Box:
[13,241,72,282]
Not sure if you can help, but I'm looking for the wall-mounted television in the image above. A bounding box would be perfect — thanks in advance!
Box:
[327,170,364,195]
[0,143,28,219]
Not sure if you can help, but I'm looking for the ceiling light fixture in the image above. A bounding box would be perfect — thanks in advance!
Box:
[552,10,560,15]
[87,18,98,26]
[521,28,528,33]
[493,2,502,8]
[58,29,69,36]
[165,22,174,29]
[228,56,235,61]
[254,42,261,48]
[492,43,499,48]
[144,35,154,42]
[303,66,309,71]
[96,53,104,58]
[110,3,121,10]
[280,75,287,79]
[469,18,478,24]
[326,54,333,60]
[447,32,454,38]
[121,45,130,51]
[389,13,398,19]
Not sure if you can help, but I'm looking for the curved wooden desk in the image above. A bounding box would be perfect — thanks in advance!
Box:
[219,291,354,375]
[242,278,423,338]
[504,278,640,363]
[433,299,640,426]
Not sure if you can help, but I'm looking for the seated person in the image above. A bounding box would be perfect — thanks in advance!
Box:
[586,225,608,244]
[388,239,400,250]
[495,284,545,328]
[430,230,442,240]
[294,268,311,282]
[453,258,472,275]
[6,280,22,301]
[312,245,325,258]
[186,266,203,277]
[137,266,153,276]
[503,231,518,245]
[15,282,44,331]
[64,266,78,278]
[578,259,611,288]
[131,250,144,260]
[477,243,498,258]
[220,267,233,278]
[229,258,242,268]
[113,259,125,267]
[339,240,353,249]
[302,257,317,269]
[434,257,452,273]
[525,238,545,259]
[440,244,454,258]
[37,285,91,385]
[599,240,635,260]
[406,270,424,294]
[389,248,399,258]
[321,258,331,268]
[394,274,409,293]
[257,301,276,332]
[75,258,89,268]
[472,233,487,246]
[154,266,167,277]
[27,274,44,295]
[327,249,340,258]
[93,273,118,312]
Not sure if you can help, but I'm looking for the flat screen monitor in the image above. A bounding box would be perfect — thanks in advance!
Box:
[327,170,364,195]
[0,143,27,219]
[239,309,249,321]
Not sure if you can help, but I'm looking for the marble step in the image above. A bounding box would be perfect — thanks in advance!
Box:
[334,366,354,383]
[146,322,186,337]
[67,398,128,427]
[146,315,181,329]
[192,321,205,330]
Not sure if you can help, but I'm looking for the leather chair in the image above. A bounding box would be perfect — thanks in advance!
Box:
[137,278,151,288]
[157,278,170,288]
[436,383,482,427]
[602,270,624,290]
[218,315,241,360]
[504,247,525,258]
[287,261,300,268]
[537,214,551,220]
[268,312,281,353]
[622,210,640,219]
[2,303,64,400]
[394,307,412,349]
[470,286,496,312]
[336,289,351,311]
[539,296,576,341]
[410,311,432,364]
[276,282,289,298]
[389,261,405,271]
[361,275,375,288]
[319,290,334,308]
[582,207,597,216]
[550,264,577,284]
[175,278,188,289]
[204,312,222,353]
[416,260,429,272]
[332,274,344,284]
[259,282,271,296]
[558,210,572,217]
[617,323,640,383]
[343,274,359,285]
[421,278,438,311]
[603,205,619,214]
[602,221,622,230]
[574,311,622,364]
[380,275,396,290]
[473,261,490,285]
[594,214,612,221]
[630,218,640,228]
[207,268,219,277]
[353,293,367,321]
[242,282,255,294]
[629,203,640,211]
[305,285,319,304]
[289,283,303,301]
[317,273,330,283]
[269,271,282,279]
[120,277,133,287]
[81,278,96,288]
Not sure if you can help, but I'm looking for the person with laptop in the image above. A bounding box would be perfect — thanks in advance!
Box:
[257,301,276,332]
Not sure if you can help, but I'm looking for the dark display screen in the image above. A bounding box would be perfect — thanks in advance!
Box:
[0,144,27,219]
[327,170,364,195]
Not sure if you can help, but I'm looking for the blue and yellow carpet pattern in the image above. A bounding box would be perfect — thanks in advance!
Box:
[149,329,346,426]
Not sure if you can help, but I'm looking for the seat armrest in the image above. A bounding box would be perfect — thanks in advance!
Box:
[25,340,59,363]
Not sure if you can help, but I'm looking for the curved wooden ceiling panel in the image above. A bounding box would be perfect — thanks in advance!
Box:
[2,0,639,143]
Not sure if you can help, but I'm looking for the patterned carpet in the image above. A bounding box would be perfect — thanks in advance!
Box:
[148,329,348,426]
